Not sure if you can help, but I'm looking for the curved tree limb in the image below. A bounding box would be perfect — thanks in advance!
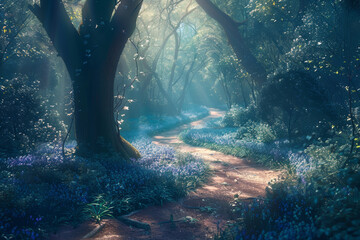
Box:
[29,0,82,73]
[196,0,267,86]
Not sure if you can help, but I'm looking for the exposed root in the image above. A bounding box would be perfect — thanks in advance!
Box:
[118,217,151,231]
[82,223,105,239]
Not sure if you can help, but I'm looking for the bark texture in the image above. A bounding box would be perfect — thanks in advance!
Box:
[30,0,143,159]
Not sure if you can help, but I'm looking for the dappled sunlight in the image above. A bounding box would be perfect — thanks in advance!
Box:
[2,0,359,239]
[202,185,220,192]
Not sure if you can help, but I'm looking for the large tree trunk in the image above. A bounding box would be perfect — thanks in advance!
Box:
[196,0,267,87]
[30,0,143,159]
[73,43,140,158]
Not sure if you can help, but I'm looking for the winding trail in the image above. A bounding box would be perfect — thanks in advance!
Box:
[51,109,279,240]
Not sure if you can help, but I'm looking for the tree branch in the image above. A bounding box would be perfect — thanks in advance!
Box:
[29,0,81,73]
[196,0,267,86]
[82,0,116,25]
[111,0,144,38]
[151,5,198,70]
[195,0,236,27]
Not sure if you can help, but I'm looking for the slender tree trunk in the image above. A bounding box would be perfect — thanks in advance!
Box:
[168,31,180,97]
[344,4,357,157]
[287,109,293,142]
[138,55,155,112]
[240,80,248,108]
[177,56,197,113]
[220,72,232,109]
[0,58,3,77]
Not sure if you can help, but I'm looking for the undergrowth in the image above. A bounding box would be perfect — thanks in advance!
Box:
[0,139,210,239]
[180,127,288,169]
[187,107,360,240]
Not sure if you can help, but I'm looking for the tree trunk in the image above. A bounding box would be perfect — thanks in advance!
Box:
[196,0,267,87]
[29,0,143,160]
[168,31,180,97]
[73,44,140,158]
[240,80,248,108]
[177,55,197,113]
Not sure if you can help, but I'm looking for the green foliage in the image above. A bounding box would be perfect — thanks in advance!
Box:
[0,137,211,238]
[259,70,333,140]
[215,134,360,239]
[221,105,258,127]
[236,121,278,144]
[181,134,286,169]
[0,76,64,157]
[84,195,114,224]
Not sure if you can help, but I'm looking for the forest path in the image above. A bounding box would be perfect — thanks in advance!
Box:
[51,109,279,240]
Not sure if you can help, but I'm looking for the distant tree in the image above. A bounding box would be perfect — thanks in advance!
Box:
[29,0,143,159]
[130,0,198,115]
[217,55,252,108]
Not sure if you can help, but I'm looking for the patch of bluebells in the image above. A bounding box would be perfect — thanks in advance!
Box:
[0,105,210,238]
[0,209,43,240]
[225,146,359,240]
[132,138,207,178]
[181,128,283,152]
[6,142,65,167]
[47,184,89,205]
[287,152,316,177]
[133,138,176,166]
[97,164,157,196]
[138,136,207,174]
[231,189,317,240]
[183,128,238,146]
[184,124,360,239]
[181,128,292,167]
[92,138,208,201]
[181,128,322,176]
[1,138,208,239]
[203,117,223,128]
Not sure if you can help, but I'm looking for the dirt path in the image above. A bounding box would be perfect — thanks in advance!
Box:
[51,109,279,240]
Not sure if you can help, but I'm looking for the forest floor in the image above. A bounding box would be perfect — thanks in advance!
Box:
[51,109,279,240]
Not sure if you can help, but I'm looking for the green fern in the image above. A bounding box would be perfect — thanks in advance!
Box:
[84,195,114,224]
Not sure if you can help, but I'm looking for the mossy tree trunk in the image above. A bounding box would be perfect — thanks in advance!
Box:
[29,0,143,159]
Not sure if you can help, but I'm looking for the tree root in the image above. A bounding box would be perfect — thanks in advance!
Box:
[82,223,105,239]
[118,217,151,231]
